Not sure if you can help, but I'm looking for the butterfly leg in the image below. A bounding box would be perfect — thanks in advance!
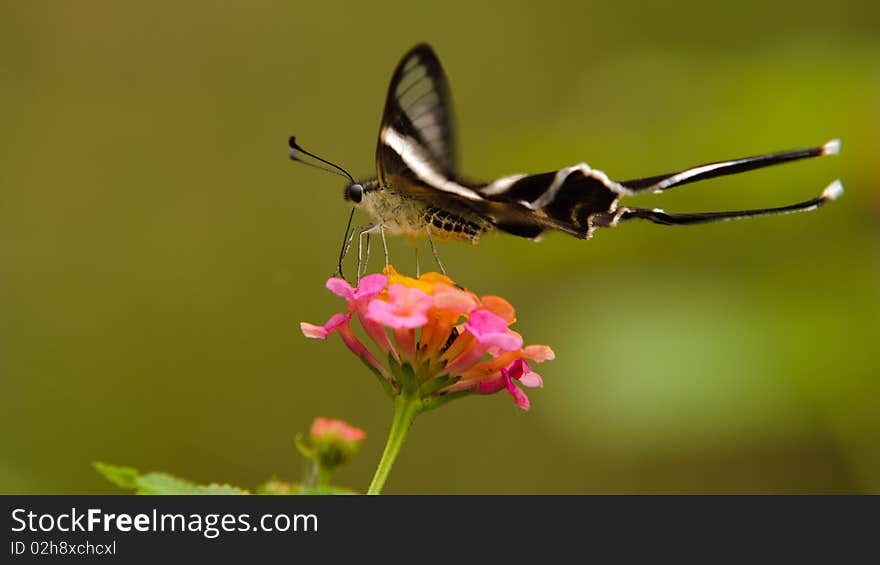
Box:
[336,222,375,282]
[350,224,379,281]
[616,180,843,226]
[336,224,361,279]
[425,225,447,276]
[380,225,390,270]
[360,232,372,280]
[617,140,840,194]
[356,227,367,282]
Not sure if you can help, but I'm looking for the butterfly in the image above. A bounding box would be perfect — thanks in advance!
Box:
[289,43,842,278]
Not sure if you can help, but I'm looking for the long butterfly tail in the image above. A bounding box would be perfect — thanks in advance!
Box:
[618,139,840,194]
[616,179,843,226]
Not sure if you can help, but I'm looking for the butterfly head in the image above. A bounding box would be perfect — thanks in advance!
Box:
[343,182,364,204]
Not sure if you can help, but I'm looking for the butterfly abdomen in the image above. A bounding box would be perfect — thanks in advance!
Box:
[423,206,490,243]
[359,187,491,243]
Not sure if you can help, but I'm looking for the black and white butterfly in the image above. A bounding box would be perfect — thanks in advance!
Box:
[290,43,842,278]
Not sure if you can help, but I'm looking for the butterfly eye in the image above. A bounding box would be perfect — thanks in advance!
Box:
[345,183,364,204]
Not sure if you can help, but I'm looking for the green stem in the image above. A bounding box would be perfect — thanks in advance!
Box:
[367,396,422,495]
[315,464,333,491]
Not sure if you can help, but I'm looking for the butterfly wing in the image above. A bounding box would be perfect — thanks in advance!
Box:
[376,44,458,185]
[477,169,622,239]
[373,45,620,241]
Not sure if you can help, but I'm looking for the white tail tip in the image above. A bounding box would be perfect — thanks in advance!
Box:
[822,138,841,155]
[822,179,844,201]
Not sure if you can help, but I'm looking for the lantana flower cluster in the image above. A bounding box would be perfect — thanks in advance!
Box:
[301,267,554,410]
[295,417,366,468]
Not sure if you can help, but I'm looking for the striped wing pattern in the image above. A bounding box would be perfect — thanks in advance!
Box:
[373,44,840,241]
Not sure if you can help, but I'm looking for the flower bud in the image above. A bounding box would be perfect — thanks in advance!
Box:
[303,418,366,468]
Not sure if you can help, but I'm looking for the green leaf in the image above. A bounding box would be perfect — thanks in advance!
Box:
[134,473,249,495]
[94,462,249,495]
[96,462,357,495]
[93,462,139,489]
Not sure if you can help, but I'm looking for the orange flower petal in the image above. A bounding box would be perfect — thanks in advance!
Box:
[481,295,516,324]
[419,272,455,287]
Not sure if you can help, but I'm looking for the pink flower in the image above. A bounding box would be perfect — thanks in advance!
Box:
[311,417,366,444]
[300,266,554,410]
[300,312,388,379]
[324,274,397,360]
[366,284,433,329]
[300,313,349,339]
[465,309,523,351]
[326,274,387,305]
[476,359,543,410]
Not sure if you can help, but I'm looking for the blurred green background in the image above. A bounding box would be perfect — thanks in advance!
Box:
[2,1,878,494]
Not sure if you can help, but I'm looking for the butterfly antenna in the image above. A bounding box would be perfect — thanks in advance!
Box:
[288,136,356,184]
